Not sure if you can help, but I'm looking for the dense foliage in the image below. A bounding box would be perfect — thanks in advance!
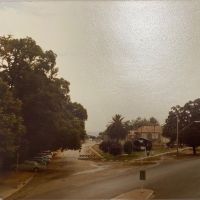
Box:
[99,141,122,155]
[124,117,159,131]
[0,36,87,167]
[109,142,123,156]
[106,114,128,142]
[99,141,111,153]
[123,141,133,154]
[163,99,200,154]
[0,79,25,168]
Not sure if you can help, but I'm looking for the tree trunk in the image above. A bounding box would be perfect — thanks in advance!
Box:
[192,146,196,155]
[0,155,3,171]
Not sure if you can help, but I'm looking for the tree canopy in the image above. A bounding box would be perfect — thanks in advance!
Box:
[0,36,87,164]
[124,117,159,131]
[106,114,128,142]
[100,115,160,142]
[0,79,25,167]
[163,99,200,154]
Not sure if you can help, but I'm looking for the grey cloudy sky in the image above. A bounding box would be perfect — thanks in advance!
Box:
[0,1,200,134]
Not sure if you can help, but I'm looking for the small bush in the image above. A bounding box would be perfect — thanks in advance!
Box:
[99,141,111,153]
[124,141,133,154]
[109,142,122,155]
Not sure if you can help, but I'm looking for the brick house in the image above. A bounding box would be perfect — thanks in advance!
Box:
[129,125,163,144]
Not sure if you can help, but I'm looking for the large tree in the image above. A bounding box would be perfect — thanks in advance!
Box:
[0,36,87,156]
[163,105,182,143]
[163,99,200,155]
[0,79,25,168]
[106,114,128,142]
[182,123,200,155]
[149,117,159,126]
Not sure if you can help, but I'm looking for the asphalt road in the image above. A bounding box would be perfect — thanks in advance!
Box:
[9,151,200,199]
[146,157,200,199]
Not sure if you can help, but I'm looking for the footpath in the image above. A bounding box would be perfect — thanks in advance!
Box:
[0,171,34,200]
[0,150,63,200]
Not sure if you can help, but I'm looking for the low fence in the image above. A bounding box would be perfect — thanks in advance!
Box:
[89,147,104,159]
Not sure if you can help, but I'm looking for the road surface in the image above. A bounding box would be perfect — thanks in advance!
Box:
[146,156,200,199]
[8,150,200,199]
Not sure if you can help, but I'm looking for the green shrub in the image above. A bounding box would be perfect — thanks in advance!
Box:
[109,142,122,155]
[124,141,133,154]
[99,141,111,153]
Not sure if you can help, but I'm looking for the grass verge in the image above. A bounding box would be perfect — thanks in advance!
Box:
[93,144,176,162]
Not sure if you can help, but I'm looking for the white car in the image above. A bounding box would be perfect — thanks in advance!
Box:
[17,160,47,172]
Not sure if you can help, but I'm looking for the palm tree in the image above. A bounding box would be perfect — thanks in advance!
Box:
[106,114,128,142]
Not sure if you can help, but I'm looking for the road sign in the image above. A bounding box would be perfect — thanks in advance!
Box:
[140,170,146,180]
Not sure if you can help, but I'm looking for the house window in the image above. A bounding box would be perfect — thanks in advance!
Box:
[141,133,147,139]
[147,133,152,140]
[152,133,158,139]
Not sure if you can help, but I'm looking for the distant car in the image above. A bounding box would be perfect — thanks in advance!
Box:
[31,157,48,165]
[33,156,50,164]
[38,152,52,159]
[16,160,47,172]
[42,150,54,156]
[133,138,152,151]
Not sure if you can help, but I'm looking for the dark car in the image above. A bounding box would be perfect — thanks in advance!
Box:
[132,138,152,151]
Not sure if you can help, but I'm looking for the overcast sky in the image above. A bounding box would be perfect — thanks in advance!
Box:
[0,1,200,134]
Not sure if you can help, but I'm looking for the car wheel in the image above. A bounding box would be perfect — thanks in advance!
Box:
[33,167,39,172]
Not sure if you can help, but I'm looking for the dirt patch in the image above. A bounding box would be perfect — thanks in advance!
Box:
[0,171,33,187]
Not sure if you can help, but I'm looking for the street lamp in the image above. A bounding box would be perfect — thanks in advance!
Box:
[176,119,200,156]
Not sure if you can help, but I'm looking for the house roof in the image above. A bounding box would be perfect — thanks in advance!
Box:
[134,125,162,134]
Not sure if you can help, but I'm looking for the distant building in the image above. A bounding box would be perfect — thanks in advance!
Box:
[103,125,169,145]
[128,125,165,144]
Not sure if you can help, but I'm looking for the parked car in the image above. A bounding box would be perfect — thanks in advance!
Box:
[33,156,50,164]
[42,150,54,156]
[16,160,47,172]
[38,152,52,159]
[31,157,48,165]
[132,138,152,151]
